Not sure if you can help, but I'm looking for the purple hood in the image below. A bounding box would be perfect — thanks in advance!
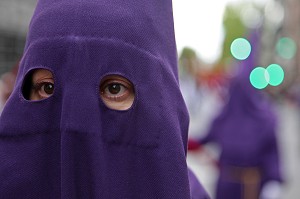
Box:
[0,0,197,198]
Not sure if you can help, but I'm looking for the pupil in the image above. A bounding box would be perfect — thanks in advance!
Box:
[44,83,54,94]
[109,84,121,94]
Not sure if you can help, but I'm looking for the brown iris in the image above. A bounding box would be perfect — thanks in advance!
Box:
[108,84,121,95]
[43,83,54,95]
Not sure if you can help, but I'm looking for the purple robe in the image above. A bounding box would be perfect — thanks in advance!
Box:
[200,30,283,199]
[0,0,209,198]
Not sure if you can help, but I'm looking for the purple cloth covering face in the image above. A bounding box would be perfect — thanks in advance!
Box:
[0,0,210,198]
[200,30,283,199]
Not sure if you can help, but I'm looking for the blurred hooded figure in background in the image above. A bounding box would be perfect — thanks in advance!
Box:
[188,30,283,199]
[0,0,210,198]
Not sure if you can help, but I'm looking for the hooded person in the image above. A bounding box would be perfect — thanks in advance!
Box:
[188,29,283,199]
[0,0,210,198]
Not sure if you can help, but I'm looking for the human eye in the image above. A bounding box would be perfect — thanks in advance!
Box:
[100,75,135,110]
[28,69,54,101]
[31,81,54,100]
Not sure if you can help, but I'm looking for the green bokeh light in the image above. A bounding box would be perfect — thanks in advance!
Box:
[249,67,268,89]
[276,37,297,59]
[230,38,252,60]
[266,64,284,86]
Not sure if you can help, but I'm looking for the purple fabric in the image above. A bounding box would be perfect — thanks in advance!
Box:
[200,30,283,198]
[0,0,208,198]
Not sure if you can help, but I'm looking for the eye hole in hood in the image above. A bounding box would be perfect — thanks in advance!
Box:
[22,68,55,101]
[100,74,135,111]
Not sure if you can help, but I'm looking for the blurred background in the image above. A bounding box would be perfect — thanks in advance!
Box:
[173,0,300,198]
[0,0,299,198]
